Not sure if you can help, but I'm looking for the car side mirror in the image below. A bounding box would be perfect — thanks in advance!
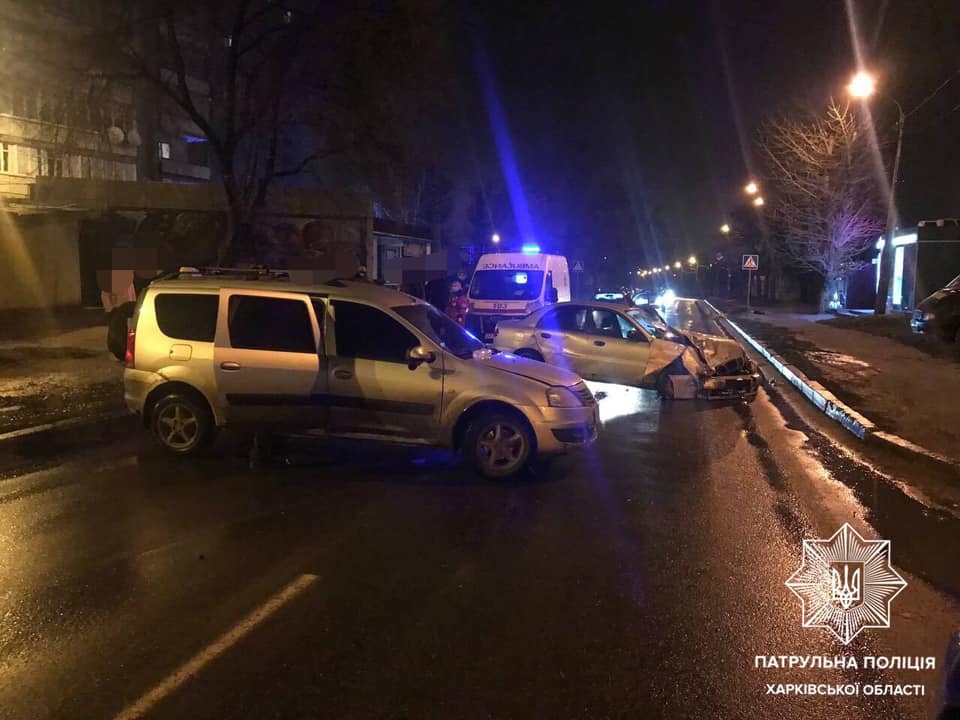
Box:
[627,329,646,342]
[407,345,436,370]
[546,287,559,303]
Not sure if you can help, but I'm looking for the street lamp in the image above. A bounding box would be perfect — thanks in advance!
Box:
[673,261,682,269]
[688,255,697,265]
[720,223,731,235]
[663,265,670,271]
[847,70,876,99]
[848,69,904,315]
[753,196,765,207]
[491,232,500,245]
[745,181,759,195]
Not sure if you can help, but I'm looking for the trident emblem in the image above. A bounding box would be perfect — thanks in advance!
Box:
[830,562,862,609]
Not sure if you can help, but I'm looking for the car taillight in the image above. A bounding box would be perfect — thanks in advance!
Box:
[124,330,136,367]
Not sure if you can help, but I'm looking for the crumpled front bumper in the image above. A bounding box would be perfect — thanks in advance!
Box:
[698,371,761,401]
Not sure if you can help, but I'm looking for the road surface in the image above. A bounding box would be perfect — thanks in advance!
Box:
[0,299,956,719]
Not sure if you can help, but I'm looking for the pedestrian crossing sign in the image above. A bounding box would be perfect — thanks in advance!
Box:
[742,254,759,270]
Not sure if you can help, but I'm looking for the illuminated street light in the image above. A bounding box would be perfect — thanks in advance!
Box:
[673,261,682,269]
[688,255,697,265]
[745,181,759,195]
[663,265,670,271]
[848,68,904,315]
[720,223,731,234]
[491,232,501,244]
[847,70,876,99]
[753,196,765,207]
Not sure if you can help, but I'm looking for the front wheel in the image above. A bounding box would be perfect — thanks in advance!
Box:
[152,392,214,456]
[464,413,534,479]
[656,373,675,400]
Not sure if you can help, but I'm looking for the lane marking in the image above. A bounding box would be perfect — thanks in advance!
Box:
[112,573,318,720]
[0,409,131,442]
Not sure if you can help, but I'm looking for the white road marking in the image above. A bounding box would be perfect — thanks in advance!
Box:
[112,573,318,720]
[0,409,131,442]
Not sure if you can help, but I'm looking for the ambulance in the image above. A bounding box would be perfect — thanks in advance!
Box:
[467,250,571,340]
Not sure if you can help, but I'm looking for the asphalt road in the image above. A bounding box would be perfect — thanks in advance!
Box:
[0,299,957,719]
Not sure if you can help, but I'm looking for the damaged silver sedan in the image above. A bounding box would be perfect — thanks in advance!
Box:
[491,302,759,401]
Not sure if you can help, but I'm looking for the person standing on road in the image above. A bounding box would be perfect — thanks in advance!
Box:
[447,279,468,326]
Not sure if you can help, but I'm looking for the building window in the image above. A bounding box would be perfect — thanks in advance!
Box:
[38,150,64,178]
[158,142,171,160]
[0,143,9,173]
[185,139,208,166]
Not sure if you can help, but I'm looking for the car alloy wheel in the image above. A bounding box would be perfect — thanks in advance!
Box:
[473,417,531,477]
[152,393,213,456]
[157,402,200,450]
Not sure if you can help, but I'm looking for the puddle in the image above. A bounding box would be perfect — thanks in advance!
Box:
[806,350,875,370]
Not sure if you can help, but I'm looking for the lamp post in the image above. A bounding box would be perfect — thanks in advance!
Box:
[848,70,904,315]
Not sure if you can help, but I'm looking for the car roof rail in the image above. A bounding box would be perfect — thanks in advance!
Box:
[173,266,291,281]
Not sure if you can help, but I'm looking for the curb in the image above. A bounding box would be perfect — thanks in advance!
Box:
[700,299,958,470]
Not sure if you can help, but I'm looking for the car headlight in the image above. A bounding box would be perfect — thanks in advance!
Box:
[924,311,935,320]
[546,386,584,407]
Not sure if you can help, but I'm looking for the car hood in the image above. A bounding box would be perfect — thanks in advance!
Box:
[480,351,582,386]
[682,330,754,373]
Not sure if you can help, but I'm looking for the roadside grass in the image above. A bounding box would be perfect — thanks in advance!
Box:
[818,314,960,362]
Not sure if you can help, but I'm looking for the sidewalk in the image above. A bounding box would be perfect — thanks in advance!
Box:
[0,310,125,436]
[711,299,960,463]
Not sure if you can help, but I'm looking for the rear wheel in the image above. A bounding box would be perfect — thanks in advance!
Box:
[514,348,544,362]
[464,412,534,479]
[152,392,214,456]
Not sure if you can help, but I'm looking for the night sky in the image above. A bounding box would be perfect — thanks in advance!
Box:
[459,0,960,271]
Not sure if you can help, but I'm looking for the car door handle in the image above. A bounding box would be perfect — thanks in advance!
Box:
[219,361,241,371]
[594,340,606,347]
[334,369,353,380]
[540,332,552,339]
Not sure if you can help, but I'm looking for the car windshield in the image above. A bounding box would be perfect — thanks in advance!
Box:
[469,270,545,300]
[627,308,675,340]
[394,303,484,359]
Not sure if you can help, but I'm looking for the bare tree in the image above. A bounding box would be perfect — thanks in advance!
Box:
[81,0,341,262]
[759,102,885,311]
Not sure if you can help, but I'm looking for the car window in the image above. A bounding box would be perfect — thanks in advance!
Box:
[538,305,584,331]
[627,308,673,340]
[154,293,218,341]
[332,300,418,363]
[589,308,626,338]
[228,295,315,353]
[393,303,482,359]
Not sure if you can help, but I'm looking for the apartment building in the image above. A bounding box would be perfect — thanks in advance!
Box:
[0,0,142,199]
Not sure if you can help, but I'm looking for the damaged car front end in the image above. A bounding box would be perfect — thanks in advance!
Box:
[676,330,761,401]
[493,302,761,402]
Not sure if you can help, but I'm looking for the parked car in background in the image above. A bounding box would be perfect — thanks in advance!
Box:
[124,270,598,478]
[493,301,759,401]
[912,273,960,342]
[593,289,628,304]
